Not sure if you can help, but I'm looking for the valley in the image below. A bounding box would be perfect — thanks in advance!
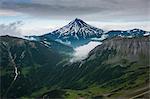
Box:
[0,19,150,99]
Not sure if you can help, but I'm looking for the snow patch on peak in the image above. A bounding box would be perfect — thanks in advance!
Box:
[52,18,103,40]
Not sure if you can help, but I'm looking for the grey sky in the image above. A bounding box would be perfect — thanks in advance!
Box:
[0,0,149,36]
[0,0,149,22]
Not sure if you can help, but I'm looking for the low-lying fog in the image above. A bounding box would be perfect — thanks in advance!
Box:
[70,41,102,62]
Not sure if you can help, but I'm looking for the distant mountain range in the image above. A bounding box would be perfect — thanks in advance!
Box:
[107,28,149,38]
[26,18,150,47]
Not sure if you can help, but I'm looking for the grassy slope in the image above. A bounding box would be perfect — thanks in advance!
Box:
[1,36,149,98]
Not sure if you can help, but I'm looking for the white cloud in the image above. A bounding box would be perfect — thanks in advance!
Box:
[91,34,108,41]
[70,41,102,62]
[0,21,23,37]
[21,27,53,36]
[0,9,21,16]
[89,21,150,31]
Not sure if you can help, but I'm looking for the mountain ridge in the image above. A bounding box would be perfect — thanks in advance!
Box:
[26,18,150,47]
[39,18,104,47]
[46,18,104,39]
[1,19,150,98]
[0,35,149,98]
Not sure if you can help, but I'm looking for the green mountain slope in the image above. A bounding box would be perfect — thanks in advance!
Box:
[0,35,73,98]
[40,36,149,98]
[0,35,149,98]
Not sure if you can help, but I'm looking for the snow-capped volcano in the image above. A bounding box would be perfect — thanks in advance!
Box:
[51,18,103,39]
[40,18,104,47]
[26,19,149,47]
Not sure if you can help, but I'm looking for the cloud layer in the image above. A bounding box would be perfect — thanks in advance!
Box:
[70,41,102,62]
[0,0,149,36]
[0,0,149,21]
[0,21,23,37]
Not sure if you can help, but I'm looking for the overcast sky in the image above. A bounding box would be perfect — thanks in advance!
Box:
[0,0,149,36]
